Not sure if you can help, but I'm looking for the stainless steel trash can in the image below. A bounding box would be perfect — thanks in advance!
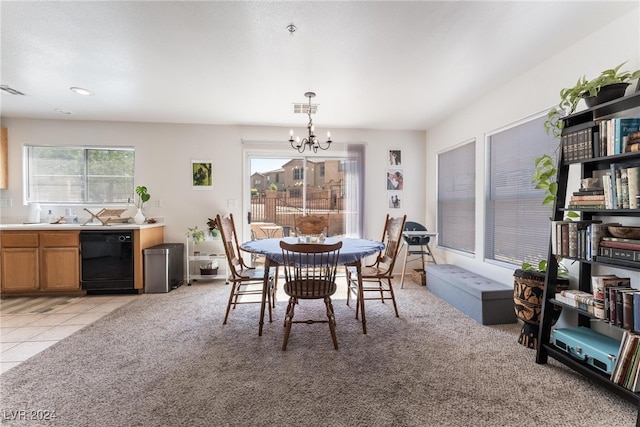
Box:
[144,243,184,293]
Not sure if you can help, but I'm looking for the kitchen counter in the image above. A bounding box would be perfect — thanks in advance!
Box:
[0,222,165,231]
[1,222,165,296]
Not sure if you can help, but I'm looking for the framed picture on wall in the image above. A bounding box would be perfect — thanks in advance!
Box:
[192,160,213,190]
[388,149,402,166]
[386,168,404,191]
[388,192,401,209]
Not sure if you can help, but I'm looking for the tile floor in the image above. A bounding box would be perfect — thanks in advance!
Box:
[0,294,139,374]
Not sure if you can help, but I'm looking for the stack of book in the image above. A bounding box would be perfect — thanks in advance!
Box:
[611,330,640,391]
[598,236,640,267]
[567,189,605,209]
[554,289,596,315]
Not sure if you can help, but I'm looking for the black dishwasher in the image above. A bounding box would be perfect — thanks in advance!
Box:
[80,230,135,293]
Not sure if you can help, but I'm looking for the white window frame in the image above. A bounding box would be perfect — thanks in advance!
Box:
[24,145,135,205]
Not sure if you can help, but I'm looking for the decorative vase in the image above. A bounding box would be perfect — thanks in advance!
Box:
[513,269,569,349]
[133,208,145,225]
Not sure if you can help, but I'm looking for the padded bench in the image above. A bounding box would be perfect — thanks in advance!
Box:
[426,264,516,325]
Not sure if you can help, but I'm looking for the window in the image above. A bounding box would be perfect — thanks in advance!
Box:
[293,168,304,180]
[320,164,325,177]
[486,114,557,267]
[438,141,476,253]
[25,146,135,204]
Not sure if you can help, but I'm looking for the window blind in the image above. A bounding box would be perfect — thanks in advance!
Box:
[486,115,558,266]
[438,141,476,253]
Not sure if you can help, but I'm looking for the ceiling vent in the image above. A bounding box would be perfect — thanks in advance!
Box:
[0,85,25,96]
[293,103,317,114]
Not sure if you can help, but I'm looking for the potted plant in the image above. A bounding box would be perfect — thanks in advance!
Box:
[133,185,150,224]
[186,226,206,245]
[206,217,220,238]
[544,62,640,137]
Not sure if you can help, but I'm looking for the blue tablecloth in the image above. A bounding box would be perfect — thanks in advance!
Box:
[241,237,384,265]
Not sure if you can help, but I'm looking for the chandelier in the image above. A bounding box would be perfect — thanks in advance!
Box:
[289,91,332,153]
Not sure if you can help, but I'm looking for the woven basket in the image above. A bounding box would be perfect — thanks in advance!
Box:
[200,267,218,276]
[513,269,568,349]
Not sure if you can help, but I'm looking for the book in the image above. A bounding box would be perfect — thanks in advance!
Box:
[573,189,604,196]
[591,275,618,319]
[613,117,640,154]
[635,292,640,333]
[628,166,640,209]
[616,288,637,327]
[569,194,606,201]
[621,168,630,209]
[615,167,623,208]
[602,236,640,244]
[606,281,632,323]
[596,254,640,269]
[613,331,639,384]
[609,285,633,327]
[623,290,635,330]
[599,240,640,251]
[624,343,640,389]
[602,173,613,209]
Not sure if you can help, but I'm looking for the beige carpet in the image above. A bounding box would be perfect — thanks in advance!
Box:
[0,279,636,426]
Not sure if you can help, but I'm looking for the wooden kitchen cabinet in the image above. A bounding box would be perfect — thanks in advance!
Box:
[40,232,80,292]
[1,232,39,292]
[1,230,83,296]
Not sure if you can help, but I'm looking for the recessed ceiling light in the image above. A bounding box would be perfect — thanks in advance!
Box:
[70,87,94,96]
[54,108,72,115]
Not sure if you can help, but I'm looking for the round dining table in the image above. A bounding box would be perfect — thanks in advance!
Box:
[241,237,385,335]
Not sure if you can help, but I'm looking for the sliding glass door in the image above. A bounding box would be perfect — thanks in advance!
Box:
[248,156,347,238]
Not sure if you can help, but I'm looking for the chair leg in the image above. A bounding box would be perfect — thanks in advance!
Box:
[325,296,338,350]
[400,242,409,289]
[223,282,239,324]
[272,266,279,308]
[378,279,386,303]
[386,278,399,317]
[345,267,352,307]
[282,296,296,351]
[266,279,273,323]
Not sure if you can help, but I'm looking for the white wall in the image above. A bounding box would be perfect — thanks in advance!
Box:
[425,8,640,286]
[0,118,425,247]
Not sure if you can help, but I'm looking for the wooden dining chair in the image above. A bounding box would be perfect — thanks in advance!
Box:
[346,214,407,320]
[217,214,275,325]
[279,240,342,350]
[294,214,329,236]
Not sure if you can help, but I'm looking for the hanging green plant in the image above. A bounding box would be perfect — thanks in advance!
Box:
[544,62,640,137]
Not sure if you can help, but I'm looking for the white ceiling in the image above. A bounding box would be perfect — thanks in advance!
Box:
[1,1,637,131]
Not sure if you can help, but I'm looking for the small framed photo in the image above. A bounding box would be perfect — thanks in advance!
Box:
[386,168,404,191]
[388,149,402,166]
[192,160,213,190]
[388,192,401,209]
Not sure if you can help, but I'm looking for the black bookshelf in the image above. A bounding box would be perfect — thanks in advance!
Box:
[536,91,640,421]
